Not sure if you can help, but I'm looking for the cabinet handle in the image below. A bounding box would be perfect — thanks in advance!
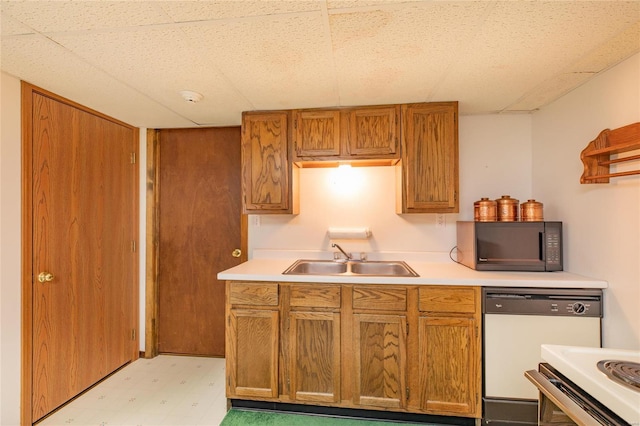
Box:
[232,249,242,258]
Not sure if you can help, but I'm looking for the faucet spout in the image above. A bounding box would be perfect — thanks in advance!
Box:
[331,243,352,260]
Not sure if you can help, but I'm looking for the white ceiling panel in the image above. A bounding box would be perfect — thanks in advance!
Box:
[329,2,493,106]
[1,0,638,128]
[1,32,195,127]
[159,0,323,22]
[0,1,171,33]
[180,12,339,110]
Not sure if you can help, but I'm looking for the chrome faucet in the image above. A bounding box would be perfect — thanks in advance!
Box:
[331,243,352,261]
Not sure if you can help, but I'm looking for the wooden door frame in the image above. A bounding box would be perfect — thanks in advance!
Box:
[144,128,248,358]
[21,82,140,425]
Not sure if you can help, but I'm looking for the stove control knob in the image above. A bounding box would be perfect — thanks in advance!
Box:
[572,302,586,314]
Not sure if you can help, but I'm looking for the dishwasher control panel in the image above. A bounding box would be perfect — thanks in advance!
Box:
[483,287,603,317]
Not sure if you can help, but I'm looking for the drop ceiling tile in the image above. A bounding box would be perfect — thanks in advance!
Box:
[433,1,640,113]
[159,0,323,22]
[49,27,252,126]
[1,1,171,33]
[569,21,640,74]
[1,33,194,128]
[329,2,492,106]
[505,72,596,112]
[180,13,338,110]
[0,9,34,36]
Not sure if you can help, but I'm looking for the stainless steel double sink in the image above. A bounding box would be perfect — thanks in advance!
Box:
[283,259,419,277]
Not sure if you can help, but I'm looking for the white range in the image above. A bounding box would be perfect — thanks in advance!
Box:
[541,344,640,425]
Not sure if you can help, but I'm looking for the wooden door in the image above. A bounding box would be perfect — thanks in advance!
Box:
[26,85,138,422]
[157,127,243,356]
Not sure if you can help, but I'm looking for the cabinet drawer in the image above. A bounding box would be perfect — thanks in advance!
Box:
[229,281,279,306]
[419,286,477,313]
[353,287,407,311]
[290,284,341,308]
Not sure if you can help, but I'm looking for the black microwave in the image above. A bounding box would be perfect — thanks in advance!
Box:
[456,221,563,271]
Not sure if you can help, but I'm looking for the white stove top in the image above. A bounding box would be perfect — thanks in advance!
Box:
[542,344,640,425]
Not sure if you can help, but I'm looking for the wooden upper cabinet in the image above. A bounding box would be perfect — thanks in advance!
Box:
[241,111,298,214]
[397,102,459,214]
[347,105,399,157]
[293,110,341,158]
[292,105,400,162]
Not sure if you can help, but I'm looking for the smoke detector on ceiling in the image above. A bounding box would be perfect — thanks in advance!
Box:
[179,90,204,103]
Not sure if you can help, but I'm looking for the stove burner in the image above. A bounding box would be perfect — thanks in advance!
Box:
[597,359,640,392]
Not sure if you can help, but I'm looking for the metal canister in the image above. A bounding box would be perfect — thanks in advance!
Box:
[521,199,544,221]
[474,197,497,221]
[496,195,519,221]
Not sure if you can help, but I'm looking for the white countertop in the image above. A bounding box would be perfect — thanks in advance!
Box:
[217,250,607,288]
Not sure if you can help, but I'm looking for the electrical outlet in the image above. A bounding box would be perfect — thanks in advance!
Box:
[436,214,446,229]
[251,215,261,227]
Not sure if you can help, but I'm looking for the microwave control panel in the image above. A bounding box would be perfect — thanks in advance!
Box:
[545,231,562,266]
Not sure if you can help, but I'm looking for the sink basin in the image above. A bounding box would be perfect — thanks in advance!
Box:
[282,259,419,277]
[350,261,418,277]
[283,260,348,275]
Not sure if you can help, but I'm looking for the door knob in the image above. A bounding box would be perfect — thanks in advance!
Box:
[232,249,242,258]
[38,272,54,283]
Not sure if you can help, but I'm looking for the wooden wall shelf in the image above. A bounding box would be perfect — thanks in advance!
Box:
[580,122,640,183]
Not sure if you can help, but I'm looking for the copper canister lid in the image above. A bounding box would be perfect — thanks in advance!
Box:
[475,197,497,221]
[521,199,543,221]
[496,195,519,221]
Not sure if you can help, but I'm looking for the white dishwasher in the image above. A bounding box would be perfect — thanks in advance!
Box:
[482,287,602,426]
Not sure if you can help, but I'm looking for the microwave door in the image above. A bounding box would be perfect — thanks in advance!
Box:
[476,223,546,271]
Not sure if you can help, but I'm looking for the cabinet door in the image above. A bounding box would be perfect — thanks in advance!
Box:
[398,102,458,213]
[293,110,341,158]
[289,311,341,403]
[227,309,279,398]
[241,111,295,213]
[348,106,399,157]
[417,315,480,416]
[353,313,407,409]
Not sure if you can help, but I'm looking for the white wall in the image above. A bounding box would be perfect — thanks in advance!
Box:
[1,72,22,425]
[532,53,640,350]
[249,114,533,256]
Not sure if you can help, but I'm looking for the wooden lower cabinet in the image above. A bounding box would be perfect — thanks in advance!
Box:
[227,308,279,398]
[353,313,407,409]
[415,286,482,417]
[289,311,341,403]
[225,281,481,419]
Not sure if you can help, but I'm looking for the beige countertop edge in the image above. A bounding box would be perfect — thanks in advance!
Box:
[217,258,608,289]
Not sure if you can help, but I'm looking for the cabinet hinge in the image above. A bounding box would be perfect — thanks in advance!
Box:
[130,152,136,164]
[406,322,409,336]
[131,240,136,253]
[131,329,136,340]
[406,387,410,400]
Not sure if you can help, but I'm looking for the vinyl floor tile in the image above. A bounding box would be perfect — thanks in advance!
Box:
[35,355,227,426]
